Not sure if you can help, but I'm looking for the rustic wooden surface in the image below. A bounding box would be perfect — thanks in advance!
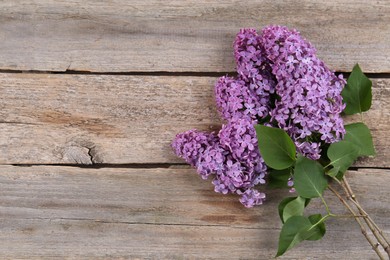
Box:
[0,74,388,167]
[0,1,389,259]
[0,1,389,73]
[0,166,389,259]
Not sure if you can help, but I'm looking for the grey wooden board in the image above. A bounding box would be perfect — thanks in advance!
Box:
[0,1,389,73]
[0,166,388,259]
[0,73,388,166]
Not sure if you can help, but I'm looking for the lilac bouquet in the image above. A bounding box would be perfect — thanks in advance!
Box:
[172,25,389,258]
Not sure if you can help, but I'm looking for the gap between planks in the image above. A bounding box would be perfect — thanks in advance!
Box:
[6,163,390,171]
[9,163,187,169]
[1,69,390,79]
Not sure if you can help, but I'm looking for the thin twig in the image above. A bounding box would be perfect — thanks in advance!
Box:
[343,177,390,245]
[342,176,390,256]
[328,185,386,260]
[332,214,367,219]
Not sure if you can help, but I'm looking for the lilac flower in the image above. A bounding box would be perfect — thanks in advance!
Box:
[196,143,225,180]
[239,189,266,207]
[215,75,272,123]
[287,177,296,193]
[172,25,347,207]
[171,130,217,167]
[261,25,346,159]
[296,141,321,161]
[219,119,262,164]
[172,120,267,208]
[234,28,276,93]
[225,29,277,122]
[212,119,267,207]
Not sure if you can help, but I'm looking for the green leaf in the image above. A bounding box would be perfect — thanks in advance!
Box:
[278,197,296,223]
[336,170,346,180]
[282,196,306,223]
[276,216,312,257]
[344,122,375,156]
[293,156,328,199]
[326,166,340,178]
[276,214,328,257]
[268,169,291,189]
[278,197,311,223]
[327,141,359,173]
[306,214,326,241]
[342,64,372,115]
[255,125,296,170]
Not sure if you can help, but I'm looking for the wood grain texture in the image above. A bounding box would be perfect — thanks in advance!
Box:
[0,0,389,73]
[1,73,388,166]
[0,166,388,259]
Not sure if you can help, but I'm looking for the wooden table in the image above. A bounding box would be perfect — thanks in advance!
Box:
[0,1,389,259]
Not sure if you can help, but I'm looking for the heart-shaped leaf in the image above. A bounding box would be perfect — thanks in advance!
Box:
[278,197,296,223]
[326,166,340,178]
[276,215,328,257]
[327,141,359,173]
[278,197,310,223]
[255,125,296,170]
[342,64,372,115]
[344,122,375,156]
[268,168,291,189]
[306,214,326,241]
[293,156,327,199]
[282,196,306,223]
[276,216,312,257]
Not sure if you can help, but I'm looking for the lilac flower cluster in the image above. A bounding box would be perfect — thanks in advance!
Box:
[215,29,276,123]
[172,130,217,168]
[172,25,346,207]
[173,119,267,208]
[261,26,346,159]
[215,26,346,159]
[214,119,267,194]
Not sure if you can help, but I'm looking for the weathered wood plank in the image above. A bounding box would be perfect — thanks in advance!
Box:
[0,73,222,164]
[0,166,388,259]
[0,1,389,73]
[1,220,387,259]
[0,74,388,166]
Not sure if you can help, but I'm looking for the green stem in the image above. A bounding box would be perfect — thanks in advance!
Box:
[331,176,342,185]
[320,194,332,215]
[308,214,331,231]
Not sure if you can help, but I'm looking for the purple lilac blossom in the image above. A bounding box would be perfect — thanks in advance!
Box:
[196,143,225,180]
[261,25,346,159]
[214,76,261,123]
[172,119,267,208]
[234,29,276,98]
[239,189,266,207]
[215,29,278,124]
[287,177,296,193]
[171,130,217,167]
[214,119,267,201]
[172,25,346,207]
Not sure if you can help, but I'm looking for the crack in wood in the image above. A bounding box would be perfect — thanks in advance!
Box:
[14,217,273,230]
[8,163,186,168]
[0,121,41,125]
[0,69,390,77]
[60,144,102,165]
